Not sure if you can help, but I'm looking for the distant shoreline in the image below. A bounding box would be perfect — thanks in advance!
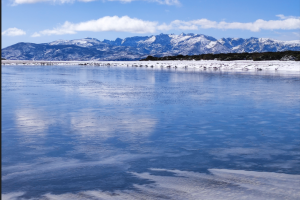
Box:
[2,60,299,72]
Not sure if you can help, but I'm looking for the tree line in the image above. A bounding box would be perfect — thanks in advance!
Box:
[140,51,300,61]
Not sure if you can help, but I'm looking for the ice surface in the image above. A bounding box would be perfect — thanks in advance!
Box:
[2,169,300,200]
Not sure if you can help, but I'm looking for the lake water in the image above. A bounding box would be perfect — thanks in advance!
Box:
[2,65,300,199]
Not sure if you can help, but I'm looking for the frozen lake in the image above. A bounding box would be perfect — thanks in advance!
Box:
[2,65,300,199]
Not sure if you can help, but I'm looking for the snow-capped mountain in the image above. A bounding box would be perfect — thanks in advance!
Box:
[218,37,300,53]
[48,37,104,47]
[101,33,231,56]
[2,33,300,61]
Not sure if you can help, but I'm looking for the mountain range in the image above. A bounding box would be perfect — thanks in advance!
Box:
[2,33,300,61]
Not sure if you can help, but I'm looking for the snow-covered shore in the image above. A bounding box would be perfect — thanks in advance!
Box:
[2,60,299,72]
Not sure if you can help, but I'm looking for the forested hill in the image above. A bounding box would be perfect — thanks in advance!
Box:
[140,51,300,61]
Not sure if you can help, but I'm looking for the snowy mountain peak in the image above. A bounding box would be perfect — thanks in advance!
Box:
[49,37,105,48]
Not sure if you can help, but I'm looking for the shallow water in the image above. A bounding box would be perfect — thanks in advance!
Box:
[2,65,300,199]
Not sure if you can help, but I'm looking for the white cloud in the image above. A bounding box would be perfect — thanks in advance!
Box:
[32,16,158,37]
[158,16,300,32]
[276,14,287,19]
[102,0,181,5]
[293,32,300,37]
[13,0,74,5]
[33,15,300,37]
[160,0,180,5]
[12,0,179,5]
[276,14,300,20]
[113,0,180,5]
[31,32,42,37]
[2,27,26,36]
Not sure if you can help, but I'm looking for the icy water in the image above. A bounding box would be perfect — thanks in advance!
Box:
[2,65,300,200]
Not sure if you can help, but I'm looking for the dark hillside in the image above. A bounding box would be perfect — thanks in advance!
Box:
[141,51,300,61]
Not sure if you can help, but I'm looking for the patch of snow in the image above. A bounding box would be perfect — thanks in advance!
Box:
[232,45,241,50]
[2,60,299,72]
[206,41,218,49]
[138,36,156,45]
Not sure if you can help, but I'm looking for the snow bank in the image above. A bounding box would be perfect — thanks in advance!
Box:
[2,60,299,72]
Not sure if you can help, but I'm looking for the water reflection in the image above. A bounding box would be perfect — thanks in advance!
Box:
[2,65,300,199]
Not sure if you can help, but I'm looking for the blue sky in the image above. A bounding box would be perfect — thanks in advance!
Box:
[2,0,300,48]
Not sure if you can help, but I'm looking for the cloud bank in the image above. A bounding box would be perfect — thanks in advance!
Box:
[13,0,75,5]
[32,16,158,37]
[107,0,180,5]
[159,15,300,32]
[2,28,26,36]
[32,15,300,37]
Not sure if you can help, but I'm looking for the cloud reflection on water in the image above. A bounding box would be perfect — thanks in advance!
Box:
[2,65,300,199]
